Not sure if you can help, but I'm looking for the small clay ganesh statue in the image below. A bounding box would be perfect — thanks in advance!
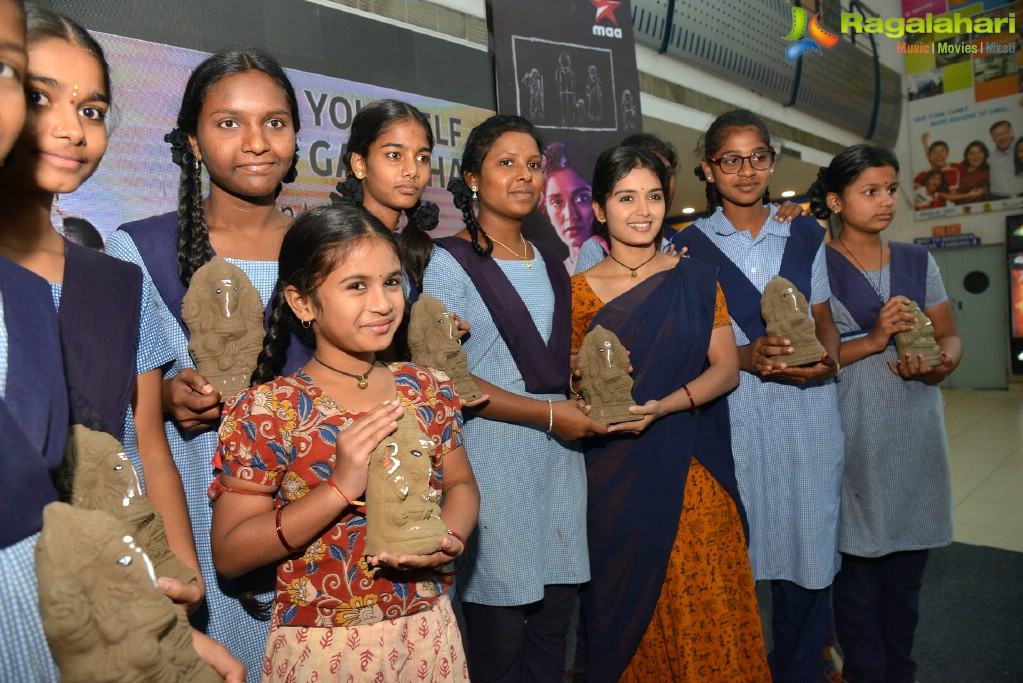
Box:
[365,406,446,557]
[576,325,642,425]
[408,293,483,403]
[54,424,197,585]
[894,300,942,368]
[182,256,265,396]
[35,503,220,683]
[761,276,826,367]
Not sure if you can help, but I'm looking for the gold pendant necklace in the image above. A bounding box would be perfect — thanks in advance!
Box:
[488,233,533,268]
[312,355,375,389]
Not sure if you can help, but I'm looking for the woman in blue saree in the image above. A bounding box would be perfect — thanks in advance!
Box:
[571,145,769,682]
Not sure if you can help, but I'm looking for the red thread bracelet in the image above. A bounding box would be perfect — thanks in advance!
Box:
[682,384,697,413]
[275,506,302,555]
[326,477,364,507]
[435,529,468,577]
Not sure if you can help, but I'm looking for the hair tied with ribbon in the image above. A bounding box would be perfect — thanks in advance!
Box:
[412,201,440,232]
[164,128,192,170]
[446,176,473,213]
[329,176,364,206]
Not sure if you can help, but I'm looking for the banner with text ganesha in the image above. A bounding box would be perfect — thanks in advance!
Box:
[899,0,1022,220]
[56,33,493,240]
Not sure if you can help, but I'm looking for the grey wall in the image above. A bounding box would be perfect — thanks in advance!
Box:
[41,0,495,110]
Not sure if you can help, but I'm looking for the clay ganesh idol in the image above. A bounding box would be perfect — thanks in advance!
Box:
[34,504,219,683]
[365,407,447,557]
[894,300,942,368]
[54,425,196,585]
[761,275,826,368]
[182,256,265,396]
[408,293,483,403]
[576,325,642,425]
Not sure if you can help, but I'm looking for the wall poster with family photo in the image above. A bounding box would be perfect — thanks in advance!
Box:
[903,0,1023,220]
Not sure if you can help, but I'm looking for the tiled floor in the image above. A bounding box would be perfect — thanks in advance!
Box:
[944,382,1023,553]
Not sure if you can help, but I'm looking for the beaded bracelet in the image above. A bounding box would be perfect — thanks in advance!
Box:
[435,529,469,577]
[275,506,302,555]
[326,477,365,507]
[682,384,697,413]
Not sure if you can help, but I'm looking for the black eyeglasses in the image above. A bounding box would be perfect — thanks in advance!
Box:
[704,149,776,174]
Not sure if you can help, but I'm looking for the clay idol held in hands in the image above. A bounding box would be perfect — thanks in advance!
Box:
[576,325,642,425]
[55,425,197,585]
[408,293,483,403]
[35,504,219,683]
[894,300,942,368]
[182,256,265,396]
[365,407,447,557]
[761,276,826,367]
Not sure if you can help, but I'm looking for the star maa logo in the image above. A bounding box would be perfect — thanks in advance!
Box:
[591,0,621,26]
[591,0,623,38]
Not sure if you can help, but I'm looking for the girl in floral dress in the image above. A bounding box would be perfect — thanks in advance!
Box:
[210,204,478,682]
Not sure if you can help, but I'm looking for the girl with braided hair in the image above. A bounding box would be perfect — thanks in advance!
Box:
[106,48,305,679]
[211,203,477,682]
[423,114,605,681]
[330,98,440,295]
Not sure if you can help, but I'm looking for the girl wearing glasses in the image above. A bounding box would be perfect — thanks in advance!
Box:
[670,109,842,683]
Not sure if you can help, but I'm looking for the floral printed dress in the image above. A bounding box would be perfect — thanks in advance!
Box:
[213,363,469,682]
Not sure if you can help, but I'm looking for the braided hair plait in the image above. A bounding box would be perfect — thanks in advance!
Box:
[166,128,213,287]
[807,167,833,220]
[693,164,723,214]
[447,176,492,256]
[398,200,440,293]
[250,285,294,386]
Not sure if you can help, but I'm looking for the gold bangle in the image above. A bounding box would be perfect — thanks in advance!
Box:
[547,399,554,433]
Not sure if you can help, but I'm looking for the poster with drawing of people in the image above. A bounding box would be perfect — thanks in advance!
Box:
[903,0,1023,220]
[491,0,643,271]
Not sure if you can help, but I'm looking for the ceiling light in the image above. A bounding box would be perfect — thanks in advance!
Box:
[781,190,796,197]
[681,207,695,214]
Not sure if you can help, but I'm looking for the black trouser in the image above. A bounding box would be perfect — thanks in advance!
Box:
[833,550,929,683]
[461,584,578,683]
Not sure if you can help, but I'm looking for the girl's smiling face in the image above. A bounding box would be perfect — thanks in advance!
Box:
[5,37,109,195]
[594,166,664,249]
[964,144,987,170]
[294,237,405,360]
[700,126,773,210]
[190,69,297,202]
[468,130,544,224]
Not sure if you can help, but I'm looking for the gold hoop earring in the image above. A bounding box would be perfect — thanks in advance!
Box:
[301,319,312,329]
